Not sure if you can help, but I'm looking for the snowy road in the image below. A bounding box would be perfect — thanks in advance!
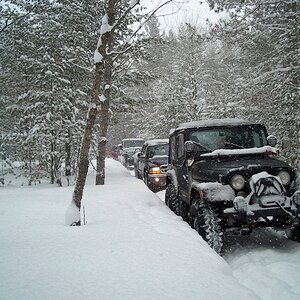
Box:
[0,159,299,300]
[224,229,300,300]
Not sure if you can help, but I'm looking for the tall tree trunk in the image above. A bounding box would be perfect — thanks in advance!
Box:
[72,107,98,208]
[50,141,55,184]
[65,129,72,185]
[71,62,103,221]
[95,0,115,185]
[96,101,110,185]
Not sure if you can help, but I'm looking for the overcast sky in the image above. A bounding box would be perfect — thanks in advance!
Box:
[143,0,227,32]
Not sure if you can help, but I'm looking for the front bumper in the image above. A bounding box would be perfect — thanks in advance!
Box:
[224,204,293,219]
[223,194,300,227]
[127,157,134,165]
[148,174,167,187]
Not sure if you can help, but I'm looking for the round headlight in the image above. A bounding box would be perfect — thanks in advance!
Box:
[230,174,245,190]
[277,171,291,185]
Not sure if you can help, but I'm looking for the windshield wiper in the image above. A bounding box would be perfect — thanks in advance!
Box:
[193,141,212,152]
[224,142,245,149]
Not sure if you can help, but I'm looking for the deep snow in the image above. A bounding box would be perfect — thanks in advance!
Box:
[0,159,300,300]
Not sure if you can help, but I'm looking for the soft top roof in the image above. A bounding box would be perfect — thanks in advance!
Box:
[144,139,169,146]
[170,118,257,135]
[121,138,144,142]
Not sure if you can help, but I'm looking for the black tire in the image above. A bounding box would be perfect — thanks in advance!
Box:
[179,201,189,222]
[190,201,224,254]
[165,184,180,215]
[143,171,148,185]
[286,225,300,242]
[122,155,128,167]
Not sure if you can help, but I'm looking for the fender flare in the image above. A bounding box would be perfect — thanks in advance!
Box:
[191,181,202,193]
[166,169,178,191]
[190,182,204,204]
[191,181,235,203]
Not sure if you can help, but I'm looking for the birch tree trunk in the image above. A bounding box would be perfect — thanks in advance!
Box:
[70,62,103,224]
[95,1,114,185]
[96,101,110,185]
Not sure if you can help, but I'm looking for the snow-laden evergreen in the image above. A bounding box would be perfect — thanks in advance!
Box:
[1,0,299,181]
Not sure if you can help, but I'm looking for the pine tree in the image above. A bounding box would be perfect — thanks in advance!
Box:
[1,0,105,183]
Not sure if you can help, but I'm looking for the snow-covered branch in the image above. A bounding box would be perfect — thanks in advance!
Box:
[130,0,174,39]
[0,12,30,34]
[253,66,300,83]
[108,0,141,34]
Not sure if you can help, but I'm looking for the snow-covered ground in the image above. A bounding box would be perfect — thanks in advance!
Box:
[0,159,300,300]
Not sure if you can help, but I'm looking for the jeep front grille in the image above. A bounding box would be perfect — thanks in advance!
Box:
[160,165,168,173]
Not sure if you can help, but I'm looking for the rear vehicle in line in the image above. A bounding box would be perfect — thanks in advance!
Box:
[135,139,169,192]
[120,138,145,169]
[111,144,122,160]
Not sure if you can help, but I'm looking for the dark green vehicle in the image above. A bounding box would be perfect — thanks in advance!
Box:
[165,118,300,254]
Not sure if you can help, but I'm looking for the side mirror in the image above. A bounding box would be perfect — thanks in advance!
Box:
[185,141,195,167]
[184,141,194,153]
[267,135,277,147]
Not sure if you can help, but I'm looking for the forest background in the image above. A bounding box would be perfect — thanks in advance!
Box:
[1,0,299,186]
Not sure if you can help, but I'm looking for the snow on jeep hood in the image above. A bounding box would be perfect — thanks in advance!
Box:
[149,155,168,165]
[192,182,235,202]
[123,146,142,153]
[201,146,278,158]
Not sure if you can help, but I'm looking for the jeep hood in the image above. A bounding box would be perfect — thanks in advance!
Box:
[149,155,168,166]
[123,147,142,154]
[192,156,293,184]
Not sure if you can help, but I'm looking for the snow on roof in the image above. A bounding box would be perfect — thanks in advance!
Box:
[144,139,169,146]
[121,138,144,142]
[174,118,254,132]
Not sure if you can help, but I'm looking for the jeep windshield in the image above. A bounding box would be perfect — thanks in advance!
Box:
[123,140,144,148]
[189,124,268,151]
[147,144,169,157]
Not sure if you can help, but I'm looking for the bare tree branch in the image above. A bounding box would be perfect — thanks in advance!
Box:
[0,12,30,34]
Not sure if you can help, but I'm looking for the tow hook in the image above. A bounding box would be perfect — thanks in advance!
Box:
[233,196,247,212]
[228,227,251,235]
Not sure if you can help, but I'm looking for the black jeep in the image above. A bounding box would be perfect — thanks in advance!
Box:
[165,118,300,254]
